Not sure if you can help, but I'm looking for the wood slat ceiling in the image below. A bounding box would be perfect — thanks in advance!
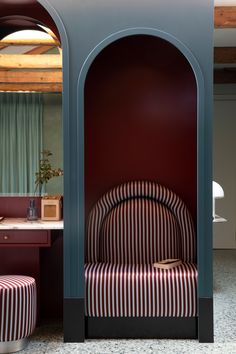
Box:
[0,54,62,69]
[0,38,59,46]
[1,6,236,91]
[215,6,236,28]
[0,28,61,91]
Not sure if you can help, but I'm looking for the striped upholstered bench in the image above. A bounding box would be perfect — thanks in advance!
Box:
[0,275,36,353]
[85,181,198,338]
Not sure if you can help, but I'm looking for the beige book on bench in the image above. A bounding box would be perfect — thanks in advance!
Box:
[153,258,182,269]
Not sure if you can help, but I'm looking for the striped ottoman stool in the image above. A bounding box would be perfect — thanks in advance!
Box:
[0,275,37,353]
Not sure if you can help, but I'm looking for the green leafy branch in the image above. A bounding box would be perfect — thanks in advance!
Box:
[35,150,63,195]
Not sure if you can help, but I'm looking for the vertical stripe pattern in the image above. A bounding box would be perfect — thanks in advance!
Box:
[101,199,181,264]
[85,181,197,318]
[85,262,197,317]
[87,181,196,263]
[0,275,36,342]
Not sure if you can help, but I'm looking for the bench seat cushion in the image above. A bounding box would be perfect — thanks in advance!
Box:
[85,262,197,318]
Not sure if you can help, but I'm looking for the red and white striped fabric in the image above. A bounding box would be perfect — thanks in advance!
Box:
[100,198,181,264]
[85,262,197,317]
[87,181,196,263]
[0,275,37,342]
[85,181,197,317]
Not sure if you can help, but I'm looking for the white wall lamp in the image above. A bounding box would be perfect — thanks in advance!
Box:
[212,181,225,222]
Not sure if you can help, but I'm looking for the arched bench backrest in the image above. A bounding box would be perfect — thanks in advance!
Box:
[86,181,196,263]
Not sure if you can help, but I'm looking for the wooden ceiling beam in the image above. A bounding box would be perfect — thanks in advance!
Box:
[214,47,236,63]
[0,83,62,92]
[214,68,236,84]
[0,71,62,84]
[215,6,236,28]
[1,70,234,87]
[0,44,10,50]
[0,54,62,69]
[24,45,56,55]
[0,38,60,46]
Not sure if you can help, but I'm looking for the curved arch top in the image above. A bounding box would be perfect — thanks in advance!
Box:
[78,27,204,97]
[37,0,69,50]
[0,1,61,40]
[0,15,58,40]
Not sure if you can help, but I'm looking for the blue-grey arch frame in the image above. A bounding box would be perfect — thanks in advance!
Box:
[37,0,81,343]
[78,27,213,342]
[37,0,213,342]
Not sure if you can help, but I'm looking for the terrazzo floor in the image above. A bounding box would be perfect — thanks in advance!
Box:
[23,250,236,353]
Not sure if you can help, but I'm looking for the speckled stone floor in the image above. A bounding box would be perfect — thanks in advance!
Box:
[22,250,236,353]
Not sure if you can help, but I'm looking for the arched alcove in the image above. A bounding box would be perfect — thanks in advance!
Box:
[85,34,197,223]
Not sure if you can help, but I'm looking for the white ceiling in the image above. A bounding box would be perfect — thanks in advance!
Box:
[214,28,236,46]
[215,0,236,4]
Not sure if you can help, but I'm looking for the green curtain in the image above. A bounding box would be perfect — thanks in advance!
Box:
[0,93,43,195]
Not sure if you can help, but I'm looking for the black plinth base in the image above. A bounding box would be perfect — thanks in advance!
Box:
[86,316,198,339]
[64,298,84,342]
[198,297,214,343]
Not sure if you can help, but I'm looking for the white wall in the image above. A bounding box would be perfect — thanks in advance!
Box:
[214,85,236,248]
[215,0,236,5]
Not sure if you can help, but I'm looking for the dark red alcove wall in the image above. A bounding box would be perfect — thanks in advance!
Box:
[0,197,41,217]
[85,35,197,224]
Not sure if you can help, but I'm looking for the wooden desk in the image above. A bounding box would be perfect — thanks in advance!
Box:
[0,218,64,320]
[0,218,63,245]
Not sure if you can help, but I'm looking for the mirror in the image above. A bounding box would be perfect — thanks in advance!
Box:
[0,93,63,196]
[0,29,63,196]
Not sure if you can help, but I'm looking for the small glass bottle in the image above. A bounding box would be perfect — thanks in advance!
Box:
[27,199,38,221]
